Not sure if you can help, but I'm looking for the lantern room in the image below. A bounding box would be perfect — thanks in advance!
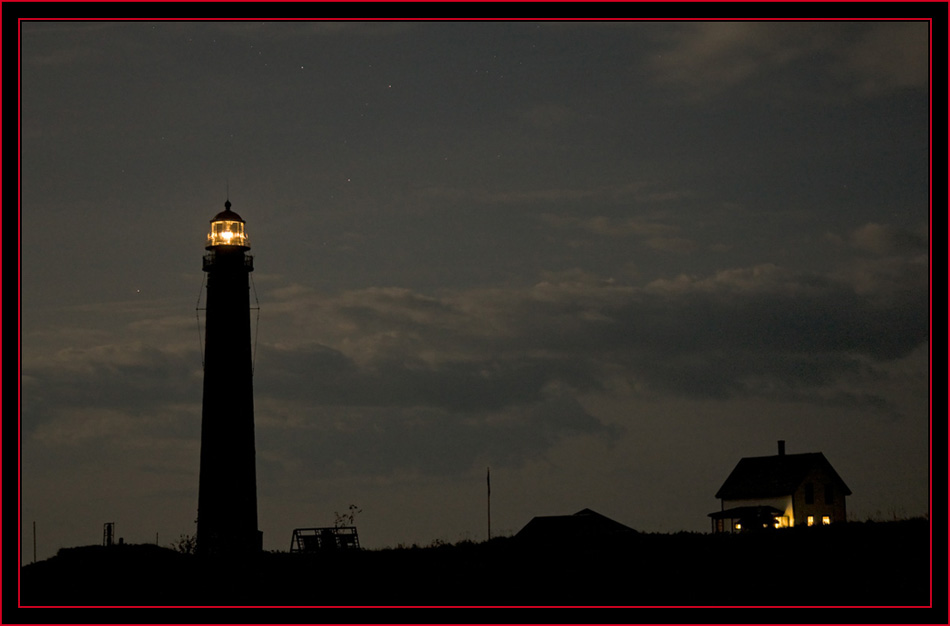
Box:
[206,200,250,249]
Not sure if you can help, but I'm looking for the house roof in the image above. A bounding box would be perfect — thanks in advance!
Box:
[715,452,852,500]
[515,508,636,542]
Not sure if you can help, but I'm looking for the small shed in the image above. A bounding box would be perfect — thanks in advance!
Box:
[516,508,637,546]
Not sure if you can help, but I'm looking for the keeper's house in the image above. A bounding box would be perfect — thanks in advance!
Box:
[709,441,851,533]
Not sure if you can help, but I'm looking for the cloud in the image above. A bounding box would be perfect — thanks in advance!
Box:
[849,222,927,256]
[19,336,203,477]
[234,251,929,480]
[540,211,698,254]
[827,223,929,303]
[21,222,928,483]
[834,22,930,96]
[649,22,929,102]
[254,246,927,421]
[649,22,821,98]
[258,393,616,479]
[546,214,676,238]
[645,236,697,253]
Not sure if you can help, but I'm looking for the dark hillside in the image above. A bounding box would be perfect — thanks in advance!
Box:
[19,519,930,607]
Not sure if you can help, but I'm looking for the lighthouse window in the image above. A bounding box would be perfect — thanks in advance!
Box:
[209,221,248,247]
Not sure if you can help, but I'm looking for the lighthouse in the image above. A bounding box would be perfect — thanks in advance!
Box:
[196,200,262,555]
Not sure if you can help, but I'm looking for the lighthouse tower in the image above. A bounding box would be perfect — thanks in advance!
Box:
[197,200,262,555]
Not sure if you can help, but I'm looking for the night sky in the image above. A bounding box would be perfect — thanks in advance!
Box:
[19,19,931,562]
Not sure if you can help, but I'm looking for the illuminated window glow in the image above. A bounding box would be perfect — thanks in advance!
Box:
[807,516,815,526]
[822,516,831,525]
[208,220,249,247]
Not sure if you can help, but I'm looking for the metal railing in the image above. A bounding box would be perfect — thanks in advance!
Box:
[290,527,361,553]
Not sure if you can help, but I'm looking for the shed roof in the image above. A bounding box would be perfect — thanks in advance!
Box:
[516,508,636,542]
[715,452,852,500]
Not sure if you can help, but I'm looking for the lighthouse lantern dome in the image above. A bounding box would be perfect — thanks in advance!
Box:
[207,200,250,249]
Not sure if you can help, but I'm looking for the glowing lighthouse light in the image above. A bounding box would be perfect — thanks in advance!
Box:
[206,200,250,248]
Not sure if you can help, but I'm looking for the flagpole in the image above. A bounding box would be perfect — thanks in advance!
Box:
[487,467,491,541]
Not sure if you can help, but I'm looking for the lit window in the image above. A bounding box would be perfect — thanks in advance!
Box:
[807,516,815,526]
[208,220,249,247]
[822,516,831,525]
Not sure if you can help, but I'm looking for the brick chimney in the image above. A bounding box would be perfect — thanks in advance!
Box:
[778,440,786,456]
